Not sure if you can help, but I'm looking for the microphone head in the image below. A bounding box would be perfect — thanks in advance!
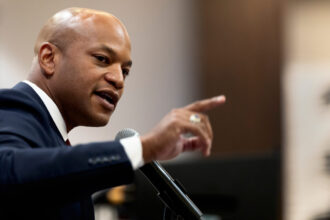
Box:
[115,128,139,140]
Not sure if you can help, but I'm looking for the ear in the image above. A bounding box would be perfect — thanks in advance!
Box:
[38,42,58,77]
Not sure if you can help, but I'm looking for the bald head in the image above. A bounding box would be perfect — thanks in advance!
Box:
[34,7,129,55]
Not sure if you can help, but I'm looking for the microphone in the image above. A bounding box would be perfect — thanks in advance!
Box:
[115,128,204,220]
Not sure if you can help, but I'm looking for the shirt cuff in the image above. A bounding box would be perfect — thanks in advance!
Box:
[120,136,144,170]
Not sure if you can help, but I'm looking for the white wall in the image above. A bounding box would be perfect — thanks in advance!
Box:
[0,0,200,151]
[283,1,330,219]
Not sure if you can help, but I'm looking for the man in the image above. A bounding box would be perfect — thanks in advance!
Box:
[0,7,225,220]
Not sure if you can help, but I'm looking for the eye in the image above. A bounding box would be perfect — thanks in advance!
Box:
[94,55,110,64]
[122,69,130,78]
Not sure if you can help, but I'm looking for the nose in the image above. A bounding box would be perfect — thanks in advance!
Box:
[104,64,124,90]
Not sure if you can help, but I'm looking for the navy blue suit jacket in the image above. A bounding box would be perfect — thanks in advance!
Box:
[0,82,134,219]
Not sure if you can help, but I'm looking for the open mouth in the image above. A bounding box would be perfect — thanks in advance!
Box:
[95,91,114,105]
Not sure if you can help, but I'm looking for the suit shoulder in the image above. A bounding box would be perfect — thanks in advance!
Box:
[0,87,58,147]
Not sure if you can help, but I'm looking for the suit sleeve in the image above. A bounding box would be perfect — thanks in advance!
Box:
[0,133,134,203]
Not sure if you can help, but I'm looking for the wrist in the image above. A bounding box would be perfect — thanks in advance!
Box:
[140,135,155,163]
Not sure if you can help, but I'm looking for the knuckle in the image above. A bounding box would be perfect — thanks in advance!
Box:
[169,109,178,118]
[200,113,208,122]
[170,108,181,118]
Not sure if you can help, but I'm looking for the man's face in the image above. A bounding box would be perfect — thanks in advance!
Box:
[50,16,132,130]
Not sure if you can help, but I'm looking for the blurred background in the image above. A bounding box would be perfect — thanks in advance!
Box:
[0,0,329,219]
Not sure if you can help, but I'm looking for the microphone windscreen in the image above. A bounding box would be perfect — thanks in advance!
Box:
[115,128,139,141]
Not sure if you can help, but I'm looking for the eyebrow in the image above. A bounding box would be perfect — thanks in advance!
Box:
[100,44,133,67]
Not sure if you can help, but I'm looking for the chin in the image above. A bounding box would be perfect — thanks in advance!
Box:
[79,110,112,127]
[88,118,110,127]
[90,114,112,127]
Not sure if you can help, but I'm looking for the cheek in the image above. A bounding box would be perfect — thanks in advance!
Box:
[54,69,88,103]
[70,74,101,107]
[60,62,90,88]
[57,58,104,100]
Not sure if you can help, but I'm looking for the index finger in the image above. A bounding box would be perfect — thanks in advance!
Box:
[184,95,226,112]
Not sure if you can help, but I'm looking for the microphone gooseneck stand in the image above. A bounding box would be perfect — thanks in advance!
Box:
[115,128,203,219]
[140,161,204,220]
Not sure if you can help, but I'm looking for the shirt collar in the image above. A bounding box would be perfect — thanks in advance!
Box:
[23,80,68,141]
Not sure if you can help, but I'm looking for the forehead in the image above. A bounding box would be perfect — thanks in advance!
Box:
[93,17,130,48]
[69,15,131,56]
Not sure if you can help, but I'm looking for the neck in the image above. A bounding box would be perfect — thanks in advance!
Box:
[27,61,75,133]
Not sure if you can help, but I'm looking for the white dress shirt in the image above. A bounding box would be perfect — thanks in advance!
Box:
[23,80,144,169]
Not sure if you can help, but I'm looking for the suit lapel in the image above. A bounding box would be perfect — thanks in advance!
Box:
[12,82,66,146]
